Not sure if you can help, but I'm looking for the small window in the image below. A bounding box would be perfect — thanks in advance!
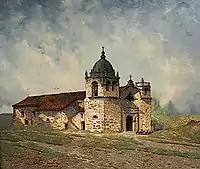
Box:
[81,121,85,130]
[144,88,148,95]
[106,81,111,91]
[112,81,117,91]
[93,115,98,118]
[33,111,36,117]
[65,123,68,129]
[21,111,25,117]
[46,118,50,122]
[92,81,98,97]
[25,118,29,125]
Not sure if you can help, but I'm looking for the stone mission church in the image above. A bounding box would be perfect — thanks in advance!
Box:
[12,47,152,133]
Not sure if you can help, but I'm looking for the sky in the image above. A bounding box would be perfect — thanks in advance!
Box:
[0,0,200,114]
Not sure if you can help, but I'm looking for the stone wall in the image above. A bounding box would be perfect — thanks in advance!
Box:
[13,78,152,133]
[102,77,120,97]
[13,107,36,125]
[120,85,152,132]
[84,97,121,132]
[139,98,152,131]
[134,92,152,132]
[102,87,119,98]
[39,112,68,130]
[104,98,121,132]
[84,98,104,132]
[85,77,119,98]
[85,78,104,98]
[120,99,139,132]
[12,101,84,131]
[71,113,84,130]
[63,102,77,118]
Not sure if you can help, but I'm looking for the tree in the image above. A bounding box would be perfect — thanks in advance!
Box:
[164,100,178,115]
[189,103,198,115]
[151,97,165,115]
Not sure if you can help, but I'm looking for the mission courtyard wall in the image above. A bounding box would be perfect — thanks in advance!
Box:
[13,101,84,130]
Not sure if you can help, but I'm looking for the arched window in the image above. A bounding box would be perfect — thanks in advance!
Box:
[106,81,111,91]
[144,88,148,95]
[92,81,98,96]
[112,81,117,91]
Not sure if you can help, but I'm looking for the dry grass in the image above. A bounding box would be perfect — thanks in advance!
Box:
[1,114,200,169]
[1,129,200,169]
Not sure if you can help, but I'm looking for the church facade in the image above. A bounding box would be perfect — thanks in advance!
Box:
[12,47,152,133]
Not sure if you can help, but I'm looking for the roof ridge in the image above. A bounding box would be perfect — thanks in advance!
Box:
[13,90,86,109]
[27,90,86,98]
[12,96,29,107]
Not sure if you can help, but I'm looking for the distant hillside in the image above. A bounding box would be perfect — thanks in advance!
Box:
[152,114,200,130]
[0,113,12,130]
[151,120,200,144]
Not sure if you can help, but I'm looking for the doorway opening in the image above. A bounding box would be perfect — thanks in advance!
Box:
[65,123,68,129]
[21,111,25,117]
[25,118,29,125]
[81,121,85,130]
[126,115,133,131]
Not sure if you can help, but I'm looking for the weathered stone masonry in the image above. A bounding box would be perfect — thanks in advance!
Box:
[12,47,152,133]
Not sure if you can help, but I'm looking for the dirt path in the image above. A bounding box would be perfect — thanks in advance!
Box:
[35,136,200,169]
[1,131,200,169]
[139,139,200,153]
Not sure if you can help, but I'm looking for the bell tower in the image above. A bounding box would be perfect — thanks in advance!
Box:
[85,47,120,98]
[135,78,152,132]
[84,47,122,132]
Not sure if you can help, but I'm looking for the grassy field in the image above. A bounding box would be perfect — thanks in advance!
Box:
[152,114,200,128]
[1,114,200,168]
[0,113,12,130]
[1,128,200,169]
[150,121,200,143]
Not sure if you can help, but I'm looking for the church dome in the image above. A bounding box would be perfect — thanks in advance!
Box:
[90,47,115,77]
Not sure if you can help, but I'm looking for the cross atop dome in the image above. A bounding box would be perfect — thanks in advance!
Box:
[129,75,132,80]
[101,46,106,58]
[88,46,119,78]
[128,74,134,86]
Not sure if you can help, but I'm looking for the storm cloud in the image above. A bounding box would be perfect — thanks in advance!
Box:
[0,0,200,113]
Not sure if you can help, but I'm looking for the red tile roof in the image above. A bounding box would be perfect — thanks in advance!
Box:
[12,91,86,111]
[12,85,135,111]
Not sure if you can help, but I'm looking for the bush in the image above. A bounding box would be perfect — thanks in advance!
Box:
[151,119,169,131]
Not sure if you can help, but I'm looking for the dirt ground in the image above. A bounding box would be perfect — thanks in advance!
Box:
[1,131,200,169]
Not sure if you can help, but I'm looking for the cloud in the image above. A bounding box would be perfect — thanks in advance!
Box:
[0,0,200,113]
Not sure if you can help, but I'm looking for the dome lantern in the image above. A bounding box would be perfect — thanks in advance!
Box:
[90,47,116,77]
